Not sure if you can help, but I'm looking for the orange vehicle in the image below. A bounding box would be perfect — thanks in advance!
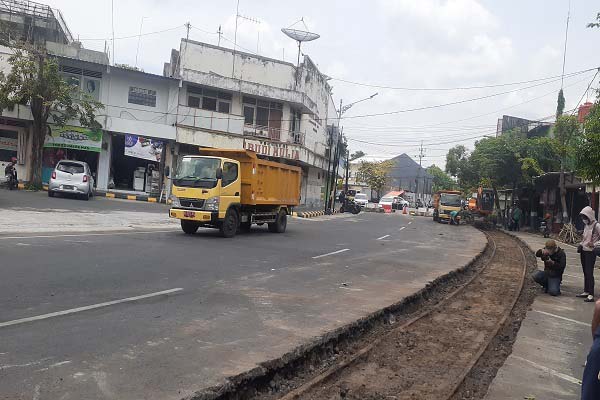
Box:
[432,190,462,222]
[467,188,495,216]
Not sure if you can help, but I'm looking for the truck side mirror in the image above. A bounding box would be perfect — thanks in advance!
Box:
[216,167,223,180]
[164,166,170,177]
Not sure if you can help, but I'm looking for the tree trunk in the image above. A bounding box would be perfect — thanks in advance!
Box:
[28,119,44,187]
[559,170,568,222]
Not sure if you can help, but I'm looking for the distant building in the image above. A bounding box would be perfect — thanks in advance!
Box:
[496,115,552,138]
[578,102,594,123]
[386,154,432,204]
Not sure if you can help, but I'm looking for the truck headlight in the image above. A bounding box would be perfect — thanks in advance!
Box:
[170,195,180,207]
[204,196,219,211]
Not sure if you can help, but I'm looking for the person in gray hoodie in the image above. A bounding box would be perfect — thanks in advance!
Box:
[577,206,600,302]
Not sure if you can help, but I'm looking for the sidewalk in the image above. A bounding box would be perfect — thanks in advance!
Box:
[485,231,592,399]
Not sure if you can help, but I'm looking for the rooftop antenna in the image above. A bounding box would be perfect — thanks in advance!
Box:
[560,0,571,89]
[282,18,320,89]
[231,0,261,78]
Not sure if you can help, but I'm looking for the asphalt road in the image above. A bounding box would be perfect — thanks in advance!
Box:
[0,207,486,400]
[0,189,168,213]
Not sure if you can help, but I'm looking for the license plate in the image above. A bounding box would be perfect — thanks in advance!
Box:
[183,211,196,218]
[62,185,74,190]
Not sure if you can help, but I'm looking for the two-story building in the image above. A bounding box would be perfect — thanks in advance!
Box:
[163,40,337,207]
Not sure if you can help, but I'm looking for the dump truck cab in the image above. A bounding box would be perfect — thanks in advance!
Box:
[168,149,301,238]
[432,190,463,222]
[169,155,241,228]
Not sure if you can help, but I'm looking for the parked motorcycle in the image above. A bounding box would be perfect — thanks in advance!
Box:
[4,161,17,190]
[339,198,361,214]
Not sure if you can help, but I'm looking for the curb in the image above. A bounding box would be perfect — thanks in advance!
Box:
[94,191,164,203]
[13,183,165,204]
[296,210,339,218]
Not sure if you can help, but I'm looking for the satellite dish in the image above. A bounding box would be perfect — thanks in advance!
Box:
[281,28,320,42]
[281,19,320,88]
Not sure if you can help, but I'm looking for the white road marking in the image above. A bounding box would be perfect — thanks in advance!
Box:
[408,221,413,225]
[0,288,183,328]
[49,360,71,368]
[312,248,350,259]
[0,230,178,240]
[398,227,406,231]
[376,234,390,240]
[511,355,582,385]
[531,310,590,327]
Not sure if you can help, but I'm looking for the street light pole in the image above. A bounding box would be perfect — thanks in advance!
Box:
[325,93,378,214]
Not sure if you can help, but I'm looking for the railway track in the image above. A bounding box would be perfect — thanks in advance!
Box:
[275,230,528,400]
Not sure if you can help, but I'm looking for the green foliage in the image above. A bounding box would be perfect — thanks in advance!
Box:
[556,89,565,118]
[0,47,103,185]
[588,12,600,28]
[357,160,393,197]
[554,114,581,170]
[426,164,456,192]
[349,150,365,161]
[445,130,563,194]
[577,101,600,183]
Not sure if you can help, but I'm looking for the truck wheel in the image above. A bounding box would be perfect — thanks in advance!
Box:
[268,210,287,233]
[220,209,239,238]
[181,220,199,234]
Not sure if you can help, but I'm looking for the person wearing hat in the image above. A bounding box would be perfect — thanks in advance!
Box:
[532,239,566,296]
[577,206,600,302]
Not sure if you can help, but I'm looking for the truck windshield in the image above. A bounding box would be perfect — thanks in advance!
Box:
[174,157,220,188]
[440,193,461,207]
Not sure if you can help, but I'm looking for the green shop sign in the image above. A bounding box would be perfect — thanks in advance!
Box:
[44,125,102,152]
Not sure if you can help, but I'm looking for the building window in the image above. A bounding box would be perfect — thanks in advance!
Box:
[128,87,157,107]
[187,86,231,114]
[61,72,101,101]
[242,96,283,128]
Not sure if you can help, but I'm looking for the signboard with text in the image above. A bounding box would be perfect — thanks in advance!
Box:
[124,134,163,162]
[244,138,300,160]
[44,125,102,152]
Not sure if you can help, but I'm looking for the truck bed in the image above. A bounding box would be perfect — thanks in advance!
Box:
[199,149,301,207]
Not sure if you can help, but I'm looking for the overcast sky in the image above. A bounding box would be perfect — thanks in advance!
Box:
[46,0,599,167]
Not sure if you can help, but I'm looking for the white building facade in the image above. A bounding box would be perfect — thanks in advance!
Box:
[164,40,337,207]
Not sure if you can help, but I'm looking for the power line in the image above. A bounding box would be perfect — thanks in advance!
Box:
[342,71,593,132]
[338,71,597,120]
[569,68,599,116]
[79,24,185,41]
[329,67,595,92]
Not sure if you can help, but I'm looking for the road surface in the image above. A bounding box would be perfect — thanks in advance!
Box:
[0,193,486,400]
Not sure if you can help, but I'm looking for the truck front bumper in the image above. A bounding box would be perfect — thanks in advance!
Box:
[169,208,219,224]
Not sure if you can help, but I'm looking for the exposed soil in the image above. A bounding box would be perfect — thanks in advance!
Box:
[189,230,536,400]
[287,230,528,400]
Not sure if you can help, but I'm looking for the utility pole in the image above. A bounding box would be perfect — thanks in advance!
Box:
[345,147,350,193]
[416,141,425,202]
[217,25,222,46]
[185,22,191,42]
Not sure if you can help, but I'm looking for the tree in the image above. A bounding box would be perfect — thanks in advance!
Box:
[577,101,600,183]
[445,144,478,193]
[349,150,365,161]
[588,12,600,28]
[554,115,581,221]
[0,47,103,187]
[556,88,565,118]
[426,165,456,192]
[357,160,393,198]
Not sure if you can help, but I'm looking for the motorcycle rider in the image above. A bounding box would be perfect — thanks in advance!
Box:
[4,157,17,190]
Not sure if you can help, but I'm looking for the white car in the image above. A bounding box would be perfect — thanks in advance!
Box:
[354,193,369,207]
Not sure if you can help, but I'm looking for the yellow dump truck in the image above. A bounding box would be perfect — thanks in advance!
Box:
[168,148,301,237]
[432,190,463,222]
